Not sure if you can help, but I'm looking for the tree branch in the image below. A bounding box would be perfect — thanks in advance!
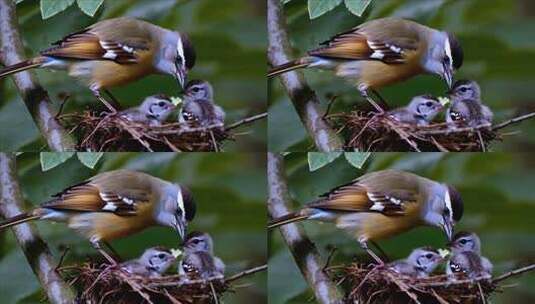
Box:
[0,0,75,151]
[0,153,75,304]
[267,153,343,304]
[225,112,267,131]
[492,111,535,131]
[224,264,267,283]
[267,0,343,152]
[492,263,535,284]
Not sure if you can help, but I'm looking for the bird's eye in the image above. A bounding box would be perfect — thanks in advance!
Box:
[158,101,166,107]
[158,253,166,259]
[192,239,201,244]
[425,102,434,107]
[460,87,468,93]
[192,87,200,93]
[425,253,433,259]
[460,239,468,244]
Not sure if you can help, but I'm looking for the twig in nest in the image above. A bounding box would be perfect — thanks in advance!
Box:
[59,262,266,304]
[224,112,267,131]
[327,111,498,152]
[328,109,535,152]
[328,262,535,304]
[58,111,266,152]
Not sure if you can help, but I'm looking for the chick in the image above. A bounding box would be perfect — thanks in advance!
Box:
[178,231,225,280]
[387,247,443,278]
[446,80,493,127]
[120,247,175,278]
[181,80,225,127]
[387,95,443,126]
[119,95,175,126]
[446,231,493,279]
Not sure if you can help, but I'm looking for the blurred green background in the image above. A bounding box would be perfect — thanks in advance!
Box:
[269,0,535,151]
[269,152,535,303]
[0,152,266,303]
[0,0,266,152]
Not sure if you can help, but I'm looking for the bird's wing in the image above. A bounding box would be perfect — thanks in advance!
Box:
[308,23,419,64]
[309,180,418,216]
[41,19,151,64]
[41,179,150,216]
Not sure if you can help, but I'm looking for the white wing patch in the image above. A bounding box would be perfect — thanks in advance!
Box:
[176,35,185,64]
[102,203,118,212]
[367,40,405,62]
[444,187,453,223]
[177,186,185,218]
[444,38,453,70]
[99,40,137,62]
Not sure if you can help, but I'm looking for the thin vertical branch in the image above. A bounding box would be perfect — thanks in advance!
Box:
[268,153,343,304]
[0,0,75,151]
[0,153,75,304]
[267,0,343,152]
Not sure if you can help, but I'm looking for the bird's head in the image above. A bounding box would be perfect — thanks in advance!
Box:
[156,31,196,90]
[182,231,214,254]
[139,247,175,274]
[141,94,175,121]
[447,79,481,101]
[423,31,463,89]
[447,231,482,254]
[422,183,464,241]
[155,183,196,241]
[409,95,443,121]
[184,79,214,100]
[408,247,443,274]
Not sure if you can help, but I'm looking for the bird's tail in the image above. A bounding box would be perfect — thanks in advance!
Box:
[0,57,46,78]
[268,57,314,78]
[0,212,41,230]
[268,210,310,229]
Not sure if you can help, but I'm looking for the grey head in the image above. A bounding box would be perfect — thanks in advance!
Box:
[448,80,481,101]
[407,95,443,122]
[448,231,482,254]
[153,183,196,241]
[139,94,175,122]
[154,30,196,89]
[183,231,214,255]
[421,183,464,241]
[185,79,214,101]
[138,246,175,274]
[421,31,463,88]
[407,247,443,275]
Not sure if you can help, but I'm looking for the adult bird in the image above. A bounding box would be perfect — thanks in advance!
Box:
[269,17,463,111]
[0,17,196,112]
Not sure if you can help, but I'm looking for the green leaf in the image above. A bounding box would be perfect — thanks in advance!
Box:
[344,152,371,169]
[344,0,372,16]
[77,152,103,169]
[308,0,343,19]
[76,0,104,17]
[40,152,75,171]
[40,0,75,19]
[308,152,342,171]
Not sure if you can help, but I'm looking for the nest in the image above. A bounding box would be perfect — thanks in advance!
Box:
[331,263,497,304]
[62,262,228,304]
[59,111,229,152]
[326,111,502,152]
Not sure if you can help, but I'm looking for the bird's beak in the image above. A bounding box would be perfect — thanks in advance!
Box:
[443,64,453,89]
[174,215,186,240]
[442,219,454,241]
[175,66,187,90]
